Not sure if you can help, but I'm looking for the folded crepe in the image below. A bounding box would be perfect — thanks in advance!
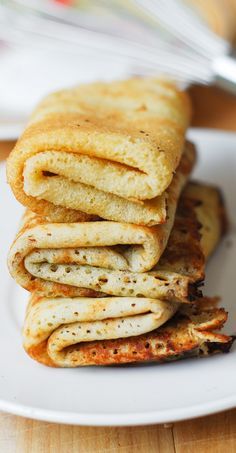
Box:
[23,298,234,367]
[21,182,229,368]
[8,181,224,303]
[8,142,195,282]
[7,78,191,225]
[185,181,228,258]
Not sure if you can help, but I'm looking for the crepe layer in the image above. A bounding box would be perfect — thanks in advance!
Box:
[24,300,234,367]
[7,78,191,224]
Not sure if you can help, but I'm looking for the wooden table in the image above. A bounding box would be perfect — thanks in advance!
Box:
[1,86,236,453]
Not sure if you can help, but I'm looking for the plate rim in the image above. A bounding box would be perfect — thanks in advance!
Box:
[0,393,236,426]
[1,127,236,426]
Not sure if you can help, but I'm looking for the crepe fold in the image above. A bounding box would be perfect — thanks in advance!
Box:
[185,182,228,258]
[9,181,225,304]
[8,143,195,285]
[23,299,234,367]
[21,183,229,368]
[7,78,191,225]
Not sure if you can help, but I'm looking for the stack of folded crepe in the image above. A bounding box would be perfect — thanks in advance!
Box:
[7,78,234,367]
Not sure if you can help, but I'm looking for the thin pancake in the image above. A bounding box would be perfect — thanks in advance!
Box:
[9,181,225,302]
[8,180,210,303]
[7,78,191,224]
[8,143,195,282]
[23,295,179,366]
[23,301,234,367]
[184,181,228,258]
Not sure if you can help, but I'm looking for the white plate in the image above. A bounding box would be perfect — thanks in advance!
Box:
[0,129,235,426]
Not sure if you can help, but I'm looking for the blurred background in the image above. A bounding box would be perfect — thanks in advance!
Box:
[0,0,236,140]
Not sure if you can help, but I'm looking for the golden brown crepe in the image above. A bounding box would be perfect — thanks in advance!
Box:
[23,299,234,367]
[20,183,229,368]
[8,143,195,285]
[185,181,227,258]
[7,78,191,225]
[23,295,179,366]
[8,180,212,303]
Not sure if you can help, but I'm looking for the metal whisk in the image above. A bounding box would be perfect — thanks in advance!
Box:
[0,0,236,92]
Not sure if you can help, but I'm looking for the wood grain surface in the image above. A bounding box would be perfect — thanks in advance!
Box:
[0,409,236,453]
[0,85,235,452]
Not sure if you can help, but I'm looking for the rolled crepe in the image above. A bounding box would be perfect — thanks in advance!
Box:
[9,181,225,303]
[23,300,234,367]
[24,295,178,365]
[22,185,229,368]
[7,78,191,224]
[8,180,209,303]
[8,142,195,281]
[184,182,228,258]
